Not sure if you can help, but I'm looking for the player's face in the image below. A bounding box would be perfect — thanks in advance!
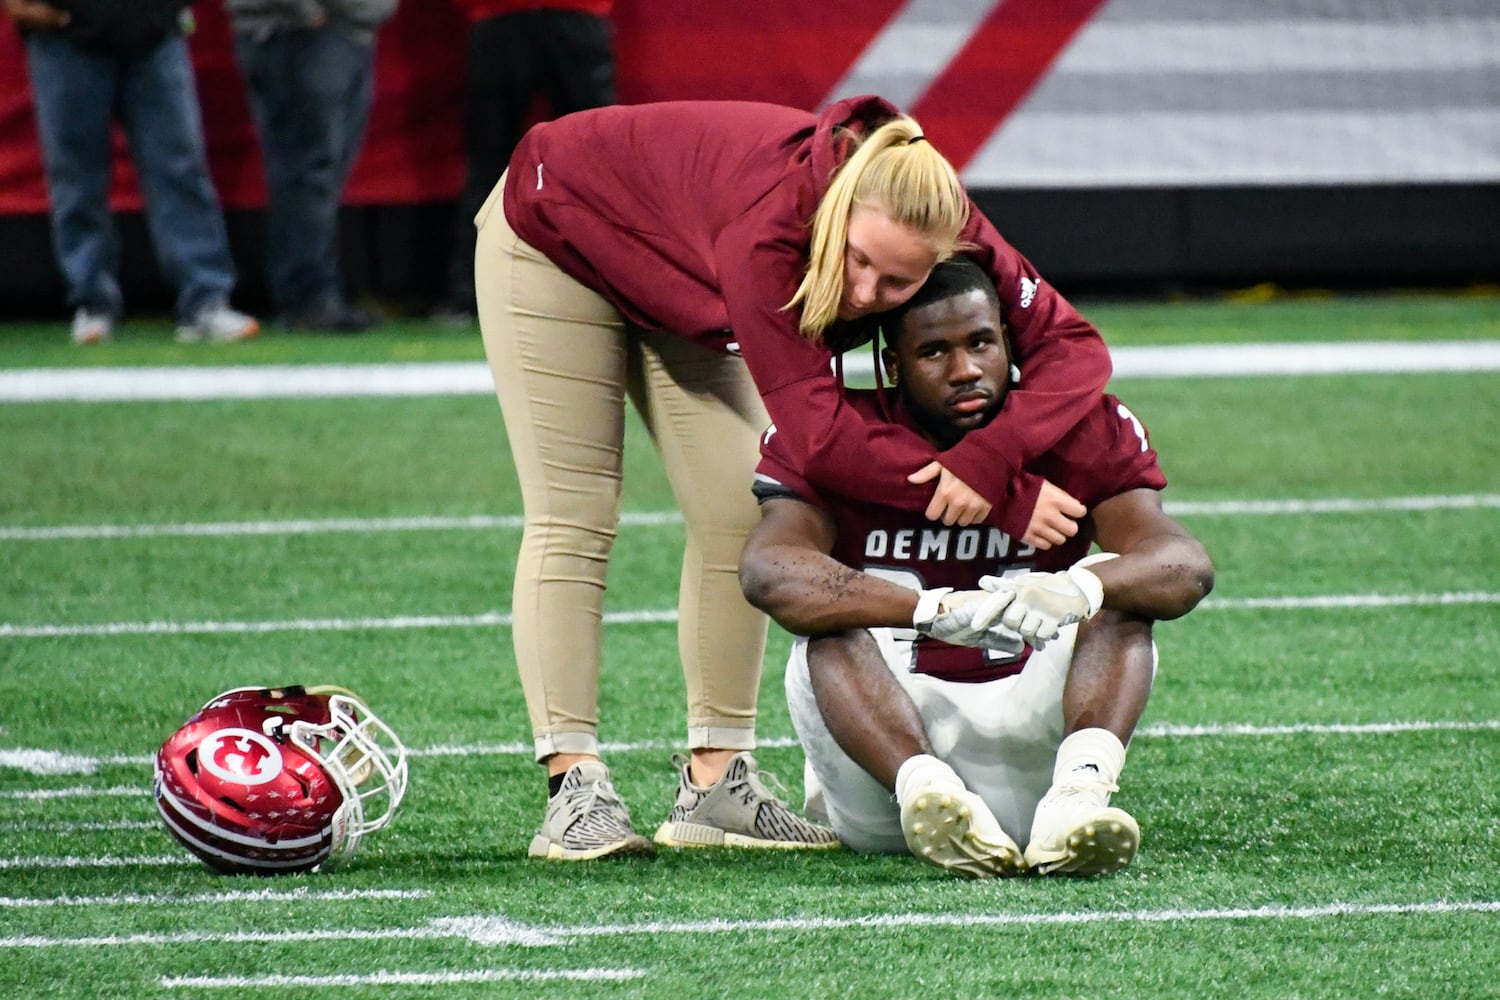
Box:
[886,289,1010,448]
[837,205,942,321]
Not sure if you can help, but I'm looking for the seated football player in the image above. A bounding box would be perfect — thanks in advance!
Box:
[739,257,1214,878]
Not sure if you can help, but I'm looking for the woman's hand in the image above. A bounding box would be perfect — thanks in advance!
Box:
[908,461,991,527]
[1023,479,1084,549]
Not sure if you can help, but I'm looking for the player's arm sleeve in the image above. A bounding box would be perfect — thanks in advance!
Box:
[752,424,821,505]
[935,207,1115,536]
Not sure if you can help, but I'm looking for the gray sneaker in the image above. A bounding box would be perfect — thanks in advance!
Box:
[527,760,655,861]
[653,752,841,849]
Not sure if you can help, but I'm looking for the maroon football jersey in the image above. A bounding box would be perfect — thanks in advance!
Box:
[755,389,1167,683]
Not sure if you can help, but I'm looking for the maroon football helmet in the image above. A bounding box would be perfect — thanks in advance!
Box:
[154,685,408,874]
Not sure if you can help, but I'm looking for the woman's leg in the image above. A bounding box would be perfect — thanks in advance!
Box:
[475,178,627,763]
[626,329,769,764]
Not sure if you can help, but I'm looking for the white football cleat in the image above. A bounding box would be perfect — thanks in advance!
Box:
[1025,769,1139,876]
[899,761,1023,878]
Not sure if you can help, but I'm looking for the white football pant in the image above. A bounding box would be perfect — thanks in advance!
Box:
[787,625,1076,852]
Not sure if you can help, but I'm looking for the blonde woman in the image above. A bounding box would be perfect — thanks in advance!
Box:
[474,95,1111,860]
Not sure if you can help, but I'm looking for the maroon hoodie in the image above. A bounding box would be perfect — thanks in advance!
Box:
[502,95,1111,538]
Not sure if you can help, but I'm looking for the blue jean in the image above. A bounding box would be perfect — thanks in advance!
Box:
[233,26,375,314]
[24,32,238,321]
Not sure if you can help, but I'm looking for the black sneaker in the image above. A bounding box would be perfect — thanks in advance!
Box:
[281,299,377,334]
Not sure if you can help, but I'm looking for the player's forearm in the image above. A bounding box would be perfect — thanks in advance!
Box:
[1092,534,1214,621]
[739,547,917,636]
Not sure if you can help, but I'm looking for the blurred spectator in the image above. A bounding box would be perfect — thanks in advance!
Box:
[435,0,615,323]
[225,0,397,333]
[4,0,259,344]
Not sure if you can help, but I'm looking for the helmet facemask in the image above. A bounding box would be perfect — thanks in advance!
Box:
[288,689,408,865]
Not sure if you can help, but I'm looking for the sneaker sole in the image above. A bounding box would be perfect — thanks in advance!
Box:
[652,820,841,850]
[527,832,656,861]
[902,792,1024,878]
[1024,807,1139,876]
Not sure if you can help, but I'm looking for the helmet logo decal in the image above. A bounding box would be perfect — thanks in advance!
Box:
[200,728,283,785]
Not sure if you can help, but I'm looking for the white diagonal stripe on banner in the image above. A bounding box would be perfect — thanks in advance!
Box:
[819,0,999,109]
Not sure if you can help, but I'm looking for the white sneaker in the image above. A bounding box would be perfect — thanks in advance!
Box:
[899,762,1023,878]
[176,303,259,343]
[1024,768,1139,876]
[71,309,112,345]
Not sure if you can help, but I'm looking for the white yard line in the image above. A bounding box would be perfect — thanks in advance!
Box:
[0,785,143,799]
[469,901,1500,943]
[160,969,647,989]
[0,888,430,909]
[1,591,1495,640]
[1163,494,1500,516]
[1,493,1494,542]
[0,819,155,832]
[1,341,1498,402]
[3,720,1495,784]
[2,900,1495,951]
[0,854,194,869]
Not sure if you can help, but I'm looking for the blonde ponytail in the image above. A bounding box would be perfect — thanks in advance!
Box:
[785,116,970,341]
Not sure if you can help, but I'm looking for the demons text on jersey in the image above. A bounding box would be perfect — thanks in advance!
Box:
[862,526,1034,565]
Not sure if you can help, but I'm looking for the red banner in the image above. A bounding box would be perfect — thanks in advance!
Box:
[0,0,1098,213]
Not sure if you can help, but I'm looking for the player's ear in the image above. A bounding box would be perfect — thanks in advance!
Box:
[881,347,900,385]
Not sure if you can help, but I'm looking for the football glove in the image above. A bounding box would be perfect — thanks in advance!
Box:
[979,554,1118,649]
[912,587,1020,651]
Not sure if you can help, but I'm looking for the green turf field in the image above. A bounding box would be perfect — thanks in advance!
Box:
[1,292,1498,997]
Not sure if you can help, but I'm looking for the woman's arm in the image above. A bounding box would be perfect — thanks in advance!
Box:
[936,208,1114,536]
